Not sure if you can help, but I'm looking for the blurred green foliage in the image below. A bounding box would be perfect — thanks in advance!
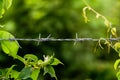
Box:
[1,0,120,80]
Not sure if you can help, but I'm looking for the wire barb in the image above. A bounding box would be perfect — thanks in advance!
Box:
[74,33,78,45]
[37,33,41,45]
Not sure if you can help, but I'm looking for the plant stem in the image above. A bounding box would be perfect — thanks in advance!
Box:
[16,55,25,63]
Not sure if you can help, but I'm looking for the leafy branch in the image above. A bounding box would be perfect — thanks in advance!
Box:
[0,0,63,80]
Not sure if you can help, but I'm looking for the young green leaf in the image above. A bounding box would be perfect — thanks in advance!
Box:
[0,0,4,18]
[0,0,12,18]
[24,54,38,66]
[0,31,19,58]
[111,27,117,37]
[44,65,57,80]
[116,71,120,80]
[51,58,63,66]
[114,42,120,54]
[17,66,32,79]
[31,68,40,80]
[3,0,13,10]
[114,59,120,70]
[10,70,19,79]
[24,54,38,62]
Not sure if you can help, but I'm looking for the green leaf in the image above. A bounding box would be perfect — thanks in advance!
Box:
[43,55,54,65]
[0,0,12,18]
[24,54,38,62]
[44,65,57,80]
[0,0,4,18]
[0,68,7,76]
[37,59,44,68]
[116,71,120,80]
[3,0,12,10]
[51,58,63,66]
[114,59,120,70]
[31,68,40,80]
[6,65,15,78]
[111,27,117,37]
[114,42,120,54]
[17,67,32,79]
[24,54,38,66]
[10,70,19,79]
[0,31,19,58]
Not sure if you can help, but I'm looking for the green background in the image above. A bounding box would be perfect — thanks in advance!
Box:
[0,0,120,80]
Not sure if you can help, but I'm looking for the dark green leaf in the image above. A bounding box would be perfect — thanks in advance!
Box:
[0,71,2,75]
[0,68,7,76]
[44,65,57,80]
[0,31,19,58]
[31,68,40,80]
[51,58,63,66]
[17,67,32,79]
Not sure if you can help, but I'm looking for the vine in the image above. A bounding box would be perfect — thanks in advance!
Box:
[82,0,120,80]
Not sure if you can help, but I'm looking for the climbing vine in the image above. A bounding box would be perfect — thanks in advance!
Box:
[82,0,120,80]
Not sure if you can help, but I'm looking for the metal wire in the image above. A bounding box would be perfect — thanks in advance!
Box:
[0,37,119,42]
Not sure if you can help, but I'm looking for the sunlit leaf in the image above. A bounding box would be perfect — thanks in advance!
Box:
[37,59,44,68]
[17,66,32,79]
[114,59,120,70]
[3,0,12,9]
[0,31,19,58]
[31,68,40,80]
[0,0,12,18]
[111,27,117,37]
[51,58,63,65]
[10,70,19,79]
[38,60,43,65]
[0,0,4,18]
[104,20,109,27]
[24,54,38,62]
[44,65,57,80]
[116,71,120,80]
[114,42,120,54]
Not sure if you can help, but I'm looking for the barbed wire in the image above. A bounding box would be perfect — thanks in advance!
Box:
[0,37,119,42]
[0,34,119,44]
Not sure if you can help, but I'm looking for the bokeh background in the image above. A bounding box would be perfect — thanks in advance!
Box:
[0,0,120,80]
